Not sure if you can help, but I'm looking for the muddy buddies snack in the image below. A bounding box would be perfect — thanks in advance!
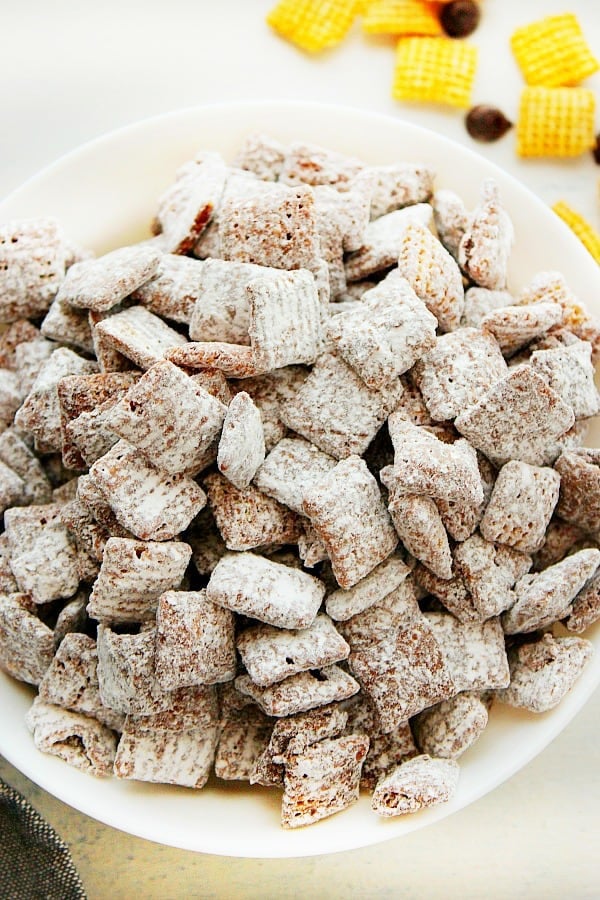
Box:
[1,132,600,834]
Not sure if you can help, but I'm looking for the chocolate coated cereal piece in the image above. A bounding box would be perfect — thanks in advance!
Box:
[156,152,228,255]
[207,551,325,629]
[388,492,453,580]
[279,142,363,190]
[186,507,227,576]
[53,591,89,646]
[437,453,496,543]
[87,537,191,624]
[14,337,54,396]
[343,697,418,790]
[367,163,434,220]
[462,287,514,328]
[397,222,465,332]
[0,218,67,323]
[371,754,459,817]
[204,471,301,551]
[0,534,17,594]
[458,181,514,290]
[413,563,481,623]
[530,341,600,420]
[188,258,258,344]
[0,460,24,515]
[168,341,264,378]
[565,571,600,633]
[108,360,227,476]
[217,391,265,490]
[454,533,532,620]
[0,320,40,369]
[327,275,438,389]
[237,614,350,687]
[88,440,206,541]
[345,204,433,282]
[96,625,171,716]
[235,665,359,718]
[495,634,593,713]
[231,365,308,449]
[502,547,600,634]
[41,297,94,353]
[432,189,469,260]
[130,254,204,324]
[555,449,600,534]
[481,302,564,357]
[281,734,369,829]
[155,589,236,690]
[480,461,561,553]
[413,328,507,422]
[75,474,133,539]
[413,692,489,759]
[254,436,336,514]
[303,456,398,589]
[0,593,55,684]
[532,519,593,571]
[114,718,219,789]
[26,699,117,777]
[454,365,575,467]
[233,133,286,182]
[214,703,273,782]
[325,553,410,622]
[56,244,161,312]
[425,612,510,692]
[94,306,187,370]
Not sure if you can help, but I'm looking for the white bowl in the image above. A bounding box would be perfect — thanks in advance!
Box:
[1,101,599,858]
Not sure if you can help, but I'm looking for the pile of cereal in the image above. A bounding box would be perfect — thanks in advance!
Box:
[1,135,599,829]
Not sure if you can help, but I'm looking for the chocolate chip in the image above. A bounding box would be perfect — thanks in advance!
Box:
[441,0,481,38]
[592,134,600,165]
[465,106,513,143]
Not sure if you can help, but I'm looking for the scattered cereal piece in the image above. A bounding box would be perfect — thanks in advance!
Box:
[206,551,325,629]
[303,456,398,589]
[0,219,67,323]
[0,593,55,684]
[280,351,403,459]
[397,222,465,331]
[281,734,369,828]
[495,634,593,712]
[254,436,337,514]
[372,754,459,816]
[26,699,117,777]
[552,202,600,264]
[267,0,360,54]
[413,692,489,759]
[454,533,532,620]
[502,547,600,634]
[236,665,359,718]
[458,181,514,290]
[363,0,442,36]
[345,204,432,282]
[88,440,207,541]
[56,244,161,312]
[94,306,187,370]
[480,461,561,554]
[155,589,236,690]
[325,553,410,621]
[87,537,191,624]
[392,37,478,108]
[237,614,350,687]
[204,471,302,551]
[510,14,599,88]
[454,365,575,467]
[517,88,596,158]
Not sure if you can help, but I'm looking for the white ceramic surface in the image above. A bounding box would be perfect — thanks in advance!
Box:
[0,101,598,859]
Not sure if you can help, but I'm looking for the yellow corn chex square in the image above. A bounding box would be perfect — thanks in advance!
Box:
[393,37,478,108]
[553,202,600,264]
[517,87,596,158]
[511,14,599,87]
[363,0,442,36]
[267,0,360,53]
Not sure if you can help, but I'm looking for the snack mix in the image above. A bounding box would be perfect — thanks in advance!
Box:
[0,134,599,830]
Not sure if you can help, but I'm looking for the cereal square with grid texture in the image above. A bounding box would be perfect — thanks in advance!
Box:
[155,152,228,254]
[555,449,600,535]
[267,0,359,54]
[325,553,410,621]
[235,665,359,718]
[59,499,110,565]
[530,341,600,420]
[303,456,398,589]
[433,190,469,260]
[167,341,264,378]
[0,320,40,369]
[367,163,434,220]
[386,491,453,580]
[93,305,187,370]
[392,37,478,108]
[412,328,507,421]
[565,570,600,634]
[371,755,459,817]
[453,533,532,620]
[237,614,349,687]
[186,507,227,576]
[458,181,514,290]
[279,141,364,189]
[413,563,480,624]
[481,302,563,357]
[0,218,68,323]
[188,258,262,345]
[495,634,593,713]
[26,699,117,777]
[232,365,309,451]
[216,391,265,490]
[502,547,600,635]
[131,254,205,324]
[87,537,191,624]
[412,692,489,760]
[454,365,574,467]
[511,14,598,88]
[344,204,432,281]
[280,352,403,459]
[327,275,437,389]
[425,612,510,692]
[254,436,337,514]
[96,625,171,716]
[107,360,227,476]
[363,0,442,36]
[207,551,325,629]
[56,244,161,312]
[462,287,514,328]
[343,697,418,790]
[41,297,94,353]
[480,461,560,554]
[0,593,55,685]
[88,439,206,541]
[436,452,496,543]
[155,589,236,690]
[397,223,465,332]
[204,471,302,551]
[233,133,286,182]
[75,474,133,540]
[517,87,596,158]
[214,702,274,782]
[552,202,600,263]
[281,733,368,829]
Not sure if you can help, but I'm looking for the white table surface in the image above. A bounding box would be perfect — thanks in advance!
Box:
[1,2,600,897]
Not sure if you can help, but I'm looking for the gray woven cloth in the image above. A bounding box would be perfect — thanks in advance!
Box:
[0,779,86,900]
